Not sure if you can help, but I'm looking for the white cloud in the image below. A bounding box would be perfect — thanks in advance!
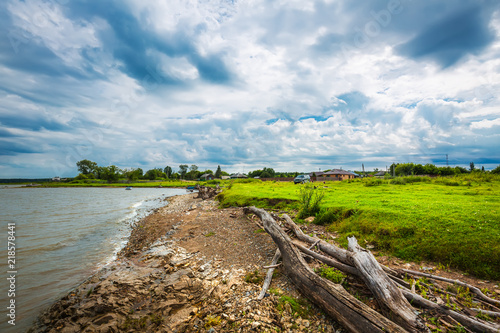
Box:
[470,118,500,129]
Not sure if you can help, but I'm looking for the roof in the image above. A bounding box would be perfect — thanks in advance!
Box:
[324,169,353,175]
[230,173,247,178]
[374,171,387,176]
[200,174,214,179]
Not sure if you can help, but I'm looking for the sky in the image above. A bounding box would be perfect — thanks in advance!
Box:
[1,0,499,178]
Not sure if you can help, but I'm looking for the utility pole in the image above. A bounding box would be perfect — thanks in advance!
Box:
[446,154,449,166]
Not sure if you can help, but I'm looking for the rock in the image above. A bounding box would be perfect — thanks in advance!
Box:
[305,217,315,223]
[284,302,292,315]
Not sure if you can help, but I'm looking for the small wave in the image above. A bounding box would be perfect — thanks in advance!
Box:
[132,200,144,208]
[22,240,71,253]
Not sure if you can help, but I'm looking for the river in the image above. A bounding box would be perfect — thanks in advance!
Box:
[0,186,186,332]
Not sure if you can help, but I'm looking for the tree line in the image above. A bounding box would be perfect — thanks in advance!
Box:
[75,160,228,182]
[74,159,500,183]
[388,162,499,176]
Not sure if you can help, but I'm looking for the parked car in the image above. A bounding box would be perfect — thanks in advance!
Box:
[294,174,310,184]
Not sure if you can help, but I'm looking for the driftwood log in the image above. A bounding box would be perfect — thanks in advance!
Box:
[245,206,409,333]
[195,185,219,200]
[246,207,500,333]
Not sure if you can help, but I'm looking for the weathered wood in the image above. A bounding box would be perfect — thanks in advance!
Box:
[282,214,351,265]
[195,185,218,200]
[283,214,398,277]
[284,214,427,332]
[401,289,500,333]
[401,269,500,308]
[246,207,409,333]
[293,241,359,276]
[470,309,500,318]
[347,237,428,332]
[258,249,281,300]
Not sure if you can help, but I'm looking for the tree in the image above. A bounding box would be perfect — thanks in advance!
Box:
[413,164,424,175]
[438,166,456,176]
[491,165,500,174]
[124,168,142,182]
[481,166,485,172]
[179,165,188,179]
[186,165,200,180]
[470,162,475,172]
[215,165,222,178]
[423,163,439,175]
[263,167,276,177]
[76,159,98,175]
[144,168,165,180]
[164,166,173,179]
[99,165,120,182]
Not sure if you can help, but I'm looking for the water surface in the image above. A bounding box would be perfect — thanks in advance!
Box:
[0,186,186,332]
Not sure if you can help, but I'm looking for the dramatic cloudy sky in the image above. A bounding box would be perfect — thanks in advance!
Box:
[1,0,499,178]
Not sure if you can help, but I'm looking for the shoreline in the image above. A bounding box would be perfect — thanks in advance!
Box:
[28,193,339,333]
[25,191,500,332]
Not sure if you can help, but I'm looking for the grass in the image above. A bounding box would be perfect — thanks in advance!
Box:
[244,270,264,284]
[315,264,347,284]
[270,288,312,318]
[217,175,500,280]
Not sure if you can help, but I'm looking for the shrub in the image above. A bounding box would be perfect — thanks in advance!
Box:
[390,177,407,185]
[363,178,383,186]
[314,207,341,225]
[297,184,325,218]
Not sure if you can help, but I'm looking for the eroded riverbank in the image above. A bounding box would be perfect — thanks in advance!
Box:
[28,193,340,333]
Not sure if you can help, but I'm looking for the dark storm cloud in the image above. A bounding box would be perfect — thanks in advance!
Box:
[0,114,68,132]
[66,0,234,85]
[396,4,496,67]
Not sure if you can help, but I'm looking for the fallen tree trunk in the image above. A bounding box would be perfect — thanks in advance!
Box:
[245,206,409,333]
[284,214,427,332]
[293,236,500,333]
[347,237,428,332]
[251,209,500,333]
[195,185,219,200]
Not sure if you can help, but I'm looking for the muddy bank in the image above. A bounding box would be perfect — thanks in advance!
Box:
[28,194,341,333]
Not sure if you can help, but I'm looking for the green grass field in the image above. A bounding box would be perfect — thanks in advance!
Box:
[217,175,500,280]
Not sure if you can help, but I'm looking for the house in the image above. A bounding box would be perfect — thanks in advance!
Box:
[230,173,248,179]
[200,174,215,181]
[52,176,61,181]
[374,171,387,177]
[323,169,355,180]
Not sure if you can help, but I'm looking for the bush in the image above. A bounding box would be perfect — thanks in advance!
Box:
[363,178,383,186]
[390,177,407,185]
[297,184,325,219]
[314,207,341,225]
